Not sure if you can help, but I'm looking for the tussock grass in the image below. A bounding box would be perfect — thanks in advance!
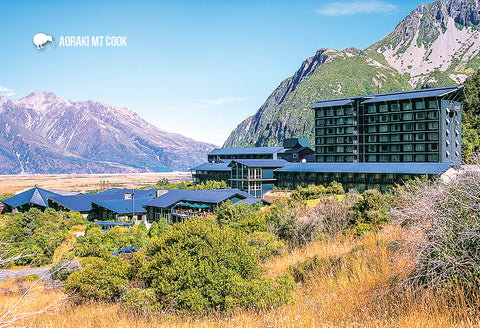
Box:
[1,224,479,327]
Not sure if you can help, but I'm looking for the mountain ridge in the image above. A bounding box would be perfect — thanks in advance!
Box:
[224,0,480,148]
[0,92,216,174]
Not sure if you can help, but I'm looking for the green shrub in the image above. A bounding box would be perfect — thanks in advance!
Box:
[291,181,345,200]
[246,231,285,261]
[135,218,295,314]
[64,256,132,302]
[348,189,391,235]
[122,288,159,315]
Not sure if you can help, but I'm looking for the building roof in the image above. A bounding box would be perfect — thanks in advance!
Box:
[279,146,312,154]
[311,98,356,109]
[48,188,159,212]
[275,162,454,175]
[92,197,151,215]
[228,159,287,168]
[362,85,464,104]
[2,187,61,208]
[208,147,284,156]
[190,162,232,171]
[143,189,259,208]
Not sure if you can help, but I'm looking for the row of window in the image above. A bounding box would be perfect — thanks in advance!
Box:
[363,121,439,133]
[363,111,439,122]
[316,117,356,127]
[317,142,439,154]
[316,132,439,145]
[316,127,356,136]
[315,153,439,163]
[365,100,437,113]
[315,106,355,118]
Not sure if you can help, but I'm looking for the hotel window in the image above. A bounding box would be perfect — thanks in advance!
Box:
[391,134,400,142]
[367,155,377,162]
[317,147,324,153]
[428,100,437,109]
[428,122,439,130]
[336,108,344,116]
[428,154,439,162]
[379,104,388,112]
[415,112,426,120]
[336,127,345,134]
[336,136,344,143]
[379,125,389,133]
[368,135,377,142]
[391,113,400,121]
[326,109,334,116]
[391,124,401,132]
[391,154,400,161]
[327,137,335,144]
[415,133,426,141]
[379,155,389,162]
[415,154,426,162]
[316,120,325,127]
[327,128,334,135]
[391,144,400,152]
[327,146,335,153]
[346,127,355,133]
[391,103,400,111]
[415,101,425,109]
[415,122,426,130]
[368,145,377,152]
[327,119,335,125]
[368,116,377,123]
[316,155,324,162]
[367,105,376,113]
[346,107,354,115]
[336,146,344,153]
[380,145,389,152]
[403,113,413,120]
[427,132,438,141]
[346,146,355,152]
[403,144,413,152]
[367,126,377,133]
[403,102,412,110]
[379,114,389,122]
[337,118,344,125]
[415,144,426,151]
[428,143,439,151]
[427,111,439,119]
[316,129,325,136]
[403,123,413,131]
[403,154,413,162]
[326,156,335,162]
[346,117,355,124]
[316,110,325,117]
[379,135,389,142]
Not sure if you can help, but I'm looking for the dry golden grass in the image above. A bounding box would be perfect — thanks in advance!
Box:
[2,225,479,327]
[0,172,190,194]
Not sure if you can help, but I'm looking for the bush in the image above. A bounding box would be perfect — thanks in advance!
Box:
[391,170,480,294]
[246,231,285,261]
[348,189,391,235]
[122,288,159,315]
[309,194,353,238]
[135,218,295,314]
[64,256,132,302]
[291,181,345,200]
[50,260,82,282]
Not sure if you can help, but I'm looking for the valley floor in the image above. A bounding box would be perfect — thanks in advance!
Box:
[0,172,190,194]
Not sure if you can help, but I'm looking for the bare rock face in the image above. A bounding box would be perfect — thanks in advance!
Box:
[0,93,216,174]
[225,0,480,148]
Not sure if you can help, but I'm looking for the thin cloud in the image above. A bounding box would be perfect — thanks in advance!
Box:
[316,0,399,16]
[0,86,15,97]
[199,97,249,107]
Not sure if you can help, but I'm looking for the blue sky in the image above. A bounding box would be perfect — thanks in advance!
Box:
[1,0,427,145]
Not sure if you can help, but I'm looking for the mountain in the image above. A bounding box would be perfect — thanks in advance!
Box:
[225,0,480,148]
[0,92,216,174]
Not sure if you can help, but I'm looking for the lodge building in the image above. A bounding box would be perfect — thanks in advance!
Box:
[191,85,465,195]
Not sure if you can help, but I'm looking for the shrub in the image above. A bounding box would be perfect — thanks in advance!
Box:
[348,189,391,235]
[122,288,159,315]
[291,181,345,200]
[64,256,132,302]
[289,255,344,283]
[135,218,295,314]
[50,260,82,282]
[309,194,351,238]
[246,231,285,261]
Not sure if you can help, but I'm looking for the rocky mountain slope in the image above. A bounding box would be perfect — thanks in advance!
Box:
[225,0,480,148]
[0,92,215,174]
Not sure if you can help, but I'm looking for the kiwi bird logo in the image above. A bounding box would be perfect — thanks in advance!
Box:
[33,33,54,50]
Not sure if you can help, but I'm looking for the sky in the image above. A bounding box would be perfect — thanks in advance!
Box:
[1,0,428,146]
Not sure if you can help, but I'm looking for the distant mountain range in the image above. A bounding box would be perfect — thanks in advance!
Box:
[0,92,216,174]
[225,0,480,148]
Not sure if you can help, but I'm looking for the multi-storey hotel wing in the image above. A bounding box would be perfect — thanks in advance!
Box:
[191,85,464,196]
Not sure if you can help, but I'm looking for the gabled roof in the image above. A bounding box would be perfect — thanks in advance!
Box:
[275,162,454,174]
[92,197,151,215]
[48,188,160,212]
[311,98,356,109]
[362,85,464,104]
[143,189,259,209]
[2,187,61,208]
[228,159,287,168]
[208,147,284,156]
[278,146,313,154]
[190,162,232,171]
